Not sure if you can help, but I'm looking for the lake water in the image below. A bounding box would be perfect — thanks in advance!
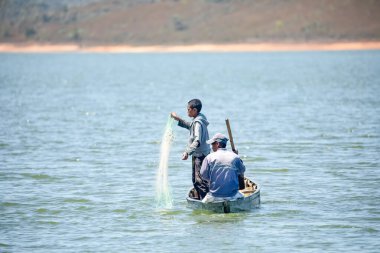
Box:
[1,51,379,252]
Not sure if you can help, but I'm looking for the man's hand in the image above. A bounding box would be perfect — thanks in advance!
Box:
[170,112,180,121]
[182,152,188,160]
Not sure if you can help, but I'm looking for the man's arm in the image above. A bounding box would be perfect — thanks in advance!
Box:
[235,158,246,189]
[178,119,191,130]
[171,112,191,129]
[184,122,201,155]
[234,158,246,175]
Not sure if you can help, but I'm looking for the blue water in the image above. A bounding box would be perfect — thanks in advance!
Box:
[1,51,379,252]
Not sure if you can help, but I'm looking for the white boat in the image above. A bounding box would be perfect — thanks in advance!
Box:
[186,177,260,213]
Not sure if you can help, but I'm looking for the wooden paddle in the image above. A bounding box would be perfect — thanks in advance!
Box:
[225,118,237,154]
[225,118,245,189]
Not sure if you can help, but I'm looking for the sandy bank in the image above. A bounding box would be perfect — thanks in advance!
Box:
[1,42,380,53]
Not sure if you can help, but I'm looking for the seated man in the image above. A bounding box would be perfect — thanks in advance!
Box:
[200,133,246,203]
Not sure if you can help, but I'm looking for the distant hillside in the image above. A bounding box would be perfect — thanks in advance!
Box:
[1,0,380,46]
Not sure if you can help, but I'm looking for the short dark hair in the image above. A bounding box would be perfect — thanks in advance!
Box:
[219,142,227,148]
[188,99,202,113]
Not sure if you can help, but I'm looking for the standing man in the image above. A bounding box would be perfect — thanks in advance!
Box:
[171,99,210,199]
[200,133,245,203]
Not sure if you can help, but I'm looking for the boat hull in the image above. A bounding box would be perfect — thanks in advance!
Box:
[186,178,260,213]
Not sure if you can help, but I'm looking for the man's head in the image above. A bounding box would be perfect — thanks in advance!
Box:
[207,133,229,151]
[187,99,202,117]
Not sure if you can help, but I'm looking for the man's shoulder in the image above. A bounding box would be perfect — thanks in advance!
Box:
[205,151,219,160]
[219,150,242,162]
[193,113,208,122]
[219,149,236,155]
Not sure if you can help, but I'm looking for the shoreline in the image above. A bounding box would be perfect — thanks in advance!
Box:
[1,41,380,53]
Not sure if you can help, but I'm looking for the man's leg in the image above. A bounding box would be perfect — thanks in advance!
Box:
[192,155,209,199]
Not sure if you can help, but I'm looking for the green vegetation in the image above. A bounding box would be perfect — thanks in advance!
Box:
[0,0,379,45]
[25,27,37,38]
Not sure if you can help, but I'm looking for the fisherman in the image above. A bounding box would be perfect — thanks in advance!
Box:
[200,133,245,203]
[171,99,210,199]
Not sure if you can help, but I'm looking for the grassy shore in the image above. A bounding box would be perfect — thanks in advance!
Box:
[1,41,380,53]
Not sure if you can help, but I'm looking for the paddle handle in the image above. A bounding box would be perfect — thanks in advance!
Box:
[225,118,237,154]
[226,118,244,189]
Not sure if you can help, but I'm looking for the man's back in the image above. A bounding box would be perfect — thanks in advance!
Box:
[200,148,246,198]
